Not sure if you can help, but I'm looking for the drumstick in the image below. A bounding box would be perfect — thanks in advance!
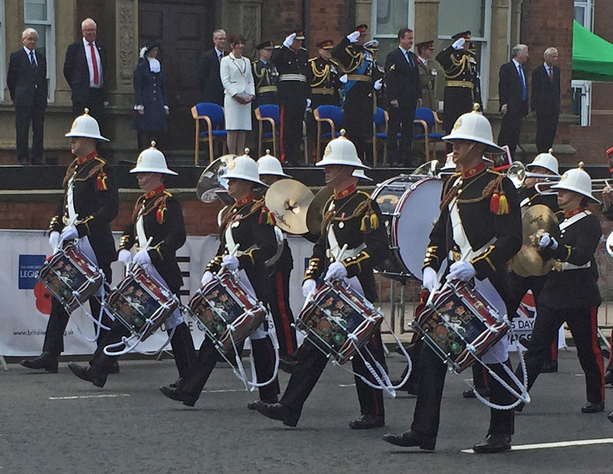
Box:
[336,244,349,263]
[129,237,154,273]
[57,214,80,250]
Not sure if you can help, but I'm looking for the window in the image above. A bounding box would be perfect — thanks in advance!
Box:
[25,0,55,102]
[572,0,594,126]
[371,0,413,59]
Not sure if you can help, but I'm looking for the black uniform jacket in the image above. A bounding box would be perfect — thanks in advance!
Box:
[331,38,383,100]
[7,48,48,108]
[384,47,421,107]
[271,45,310,104]
[49,153,118,268]
[63,40,108,103]
[252,59,278,107]
[424,166,522,301]
[304,186,390,303]
[308,56,341,106]
[118,187,186,294]
[539,210,602,309]
[518,186,564,222]
[205,197,277,304]
[435,45,478,88]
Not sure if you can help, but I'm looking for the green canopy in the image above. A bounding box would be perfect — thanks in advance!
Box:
[573,20,613,82]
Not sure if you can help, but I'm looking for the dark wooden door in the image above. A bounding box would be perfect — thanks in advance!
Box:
[139,0,213,150]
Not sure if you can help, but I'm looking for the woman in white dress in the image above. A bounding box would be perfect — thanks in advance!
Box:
[220,34,255,154]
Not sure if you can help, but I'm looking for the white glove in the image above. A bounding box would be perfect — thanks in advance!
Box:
[302,279,317,298]
[538,232,558,250]
[452,38,466,50]
[446,261,476,282]
[306,98,312,109]
[422,267,438,292]
[133,249,152,267]
[60,225,78,241]
[118,249,132,266]
[325,261,347,281]
[221,255,239,271]
[201,271,214,287]
[347,31,361,43]
[49,231,60,250]
[283,33,297,48]
[339,74,348,84]
[373,79,383,91]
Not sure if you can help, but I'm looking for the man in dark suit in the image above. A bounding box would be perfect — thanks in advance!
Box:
[63,18,107,124]
[531,47,561,153]
[198,29,226,106]
[384,28,421,167]
[7,28,47,166]
[498,44,529,160]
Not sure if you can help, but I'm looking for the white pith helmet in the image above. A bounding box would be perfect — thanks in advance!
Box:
[352,169,373,181]
[527,149,560,176]
[258,150,291,178]
[130,142,177,175]
[550,162,600,204]
[224,149,266,186]
[316,130,370,169]
[442,104,502,153]
[65,108,109,141]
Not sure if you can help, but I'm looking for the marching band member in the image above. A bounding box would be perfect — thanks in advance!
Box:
[253,132,390,430]
[159,155,279,408]
[599,181,613,386]
[257,152,298,366]
[515,164,605,413]
[67,144,196,387]
[383,108,522,453]
[21,110,118,374]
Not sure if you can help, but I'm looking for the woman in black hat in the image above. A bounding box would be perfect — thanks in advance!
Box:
[131,40,170,151]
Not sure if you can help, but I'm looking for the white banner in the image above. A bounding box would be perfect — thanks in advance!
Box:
[1,230,313,357]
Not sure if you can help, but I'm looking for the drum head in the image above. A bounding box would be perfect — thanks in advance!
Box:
[371,175,423,215]
[394,178,443,280]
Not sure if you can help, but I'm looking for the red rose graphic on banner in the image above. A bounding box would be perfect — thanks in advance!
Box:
[34,281,52,315]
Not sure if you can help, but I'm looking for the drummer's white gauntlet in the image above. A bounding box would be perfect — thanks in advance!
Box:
[221,255,240,271]
[325,261,347,281]
[133,248,152,267]
[60,225,78,242]
[422,267,438,292]
[538,232,558,250]
[201,271,214,286]
[447,261,476,282]
[302,279,317,298]
[48,231,60,250]
[118,249,132,266]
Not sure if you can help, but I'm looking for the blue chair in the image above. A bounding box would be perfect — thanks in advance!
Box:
[314,105,343,162]
[255,104,280,158]
[372,107,388,166]
[413,107,444,162]
[191,102,228,165]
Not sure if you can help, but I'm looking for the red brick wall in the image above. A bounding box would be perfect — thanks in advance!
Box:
[261,0,303,48]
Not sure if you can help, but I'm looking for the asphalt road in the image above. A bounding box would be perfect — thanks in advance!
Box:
[1,349,612,474]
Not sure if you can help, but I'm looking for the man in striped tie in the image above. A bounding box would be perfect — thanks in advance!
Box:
[497,44,529,160]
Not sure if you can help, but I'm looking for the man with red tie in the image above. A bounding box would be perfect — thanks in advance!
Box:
[531,47,561,153]
[63,18,107,124]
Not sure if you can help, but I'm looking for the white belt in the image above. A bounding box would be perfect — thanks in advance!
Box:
[557,261,591,272]
[279,74,307,83]
[449,195,495,262]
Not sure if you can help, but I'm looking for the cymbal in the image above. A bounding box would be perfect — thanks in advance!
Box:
[509,204,559,277]
[265,179,315,234]
[196,154,235,203]
[306,185,334,235]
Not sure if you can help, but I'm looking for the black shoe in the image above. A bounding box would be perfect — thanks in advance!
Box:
[515,402,525,412]
[67,362,107,388]
[463,387,490,399]
[253,402,299,427]
[472,434,511,454]
[247,397,278,410]
[108,359,120,374]
[608,411,613,423]
[581,401,605,413]
[382,430,436,451]
[20,352,58,373]
[279,355,298,374]
[169,377,183,389]
[349,414,385,430]
[605,370,613,386]
[540,361,558,373]
[159,385,198,407]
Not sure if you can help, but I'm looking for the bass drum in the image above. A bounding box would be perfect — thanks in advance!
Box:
[371,175,443,280]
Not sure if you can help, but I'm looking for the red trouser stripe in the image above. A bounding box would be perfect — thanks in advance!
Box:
[279,104,286,163]
[276,272,295,355]
[590,306,605,401]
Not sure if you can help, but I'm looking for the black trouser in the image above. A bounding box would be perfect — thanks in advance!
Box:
[387,104,416,166]
[42,264,112,356]
[15,105,45,164]
[497,113,524,160]
[137,130,166,152]
[344,91,373,164]
[535,113,559,153]
[279,102,304,164]
[179,335,279,402]
[411,343,515,439]
[517,304,604,404]
[269,270,297,357]
[281,330,386,422]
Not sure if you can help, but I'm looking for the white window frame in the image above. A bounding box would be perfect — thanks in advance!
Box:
[370,0,415,39]
[24,0,56,102]
[573,0,594,126]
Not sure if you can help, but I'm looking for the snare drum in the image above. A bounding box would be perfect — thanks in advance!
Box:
[296,281,384,364]
[188,273,267,353]
[371,176,443,280]
[105,266,179,341]
[413,280,510,374]
[38,241,104,313]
